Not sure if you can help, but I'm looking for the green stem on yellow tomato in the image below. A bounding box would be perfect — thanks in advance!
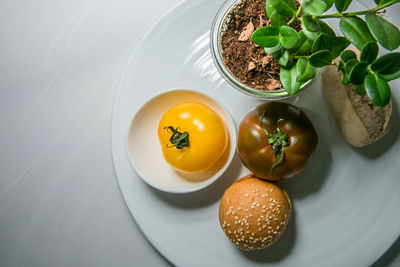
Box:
[164,126,190,149]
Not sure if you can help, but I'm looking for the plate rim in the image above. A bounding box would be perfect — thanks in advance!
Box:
[110,0,400,265]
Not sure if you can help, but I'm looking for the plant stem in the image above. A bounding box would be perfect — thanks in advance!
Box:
[317,0,399,18]
[288,6,302,26]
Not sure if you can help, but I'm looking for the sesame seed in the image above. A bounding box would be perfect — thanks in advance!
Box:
[244,193,249,197]
[270,188,274,193]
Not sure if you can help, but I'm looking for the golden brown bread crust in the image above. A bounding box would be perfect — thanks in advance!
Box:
[219,175,291,251]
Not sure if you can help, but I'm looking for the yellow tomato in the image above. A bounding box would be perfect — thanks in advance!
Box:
[158,101,228,173]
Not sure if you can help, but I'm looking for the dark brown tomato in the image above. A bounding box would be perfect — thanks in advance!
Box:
[237,102,318,180]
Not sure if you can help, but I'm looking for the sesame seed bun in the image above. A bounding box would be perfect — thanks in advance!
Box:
[219,175,291,251]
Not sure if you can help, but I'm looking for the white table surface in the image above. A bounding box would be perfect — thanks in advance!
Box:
[0,0,398,266]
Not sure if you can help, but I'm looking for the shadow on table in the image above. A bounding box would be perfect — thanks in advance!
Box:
[240,207,297,263]
[373,235,400,267]
[279,107,332,199]
[150,153,243,209]
[352,98,400,159]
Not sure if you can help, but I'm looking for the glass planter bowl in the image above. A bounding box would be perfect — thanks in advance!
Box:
[210,0,317,100]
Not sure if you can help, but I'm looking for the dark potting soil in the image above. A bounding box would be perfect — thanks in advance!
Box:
[221,0,300,91]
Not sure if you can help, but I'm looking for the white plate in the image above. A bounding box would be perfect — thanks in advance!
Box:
[111,0,400,266]
[126,89,236,193]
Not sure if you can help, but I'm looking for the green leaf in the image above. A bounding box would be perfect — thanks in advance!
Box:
[252,26,280,47]
[341,73,351,85]
[302,17,335,40]
[375,0,397,6]
[344,58,359,74]
[339,16,376,50]
[296,58,316,82]
[335,0,352,13]
[360,42,379,64]
[302,0,328,16]
[280,65,301,95]
[264,43,282,53]
[365,13,400,50]
[293,31,313,55]
[269,0,296,17]
[344,58,359,82]
[272,49,283,61]
[319,20,336,36]
[302,15,321,32]
[365,73,391,107]
[278,49,290,66]
[266,0,276,18]
[349,62,369,85]
[323,0,335,9]
[309,50,332,67]
[301,18,321,40]
[338,60,345,71]
[280,25,299,49]
[312,34,350,58]
[271,11,287,28]
[340,50,357,62]
[382,70,400,81]
[370,52,400,75]
[354,84,366,95]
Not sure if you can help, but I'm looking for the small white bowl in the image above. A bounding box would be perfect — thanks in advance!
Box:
[126,89,237,194]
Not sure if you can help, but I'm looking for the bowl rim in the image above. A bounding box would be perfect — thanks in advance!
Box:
[125,88,237,194]
[210,0,318,100]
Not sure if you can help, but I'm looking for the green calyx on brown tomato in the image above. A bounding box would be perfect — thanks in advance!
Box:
[237,102,318,181]
[261,112,290,175]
